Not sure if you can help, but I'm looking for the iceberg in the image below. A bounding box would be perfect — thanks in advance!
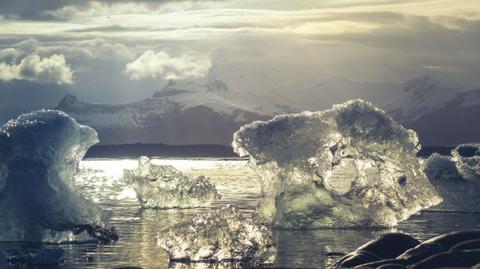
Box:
[0,110,114,242]
[232,99,441,229]
[452,144,480,180]
[424,151,480,212]
[156,205,275,265]
[123,156,220,209]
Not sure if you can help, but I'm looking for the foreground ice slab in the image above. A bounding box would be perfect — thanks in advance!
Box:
[425,151,480,212]
[0,110,112,242]
[232,99,441,228]
[123,156,220,209]
[156,205,275,265]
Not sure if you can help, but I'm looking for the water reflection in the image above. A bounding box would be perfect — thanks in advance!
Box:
[0,158,479,268]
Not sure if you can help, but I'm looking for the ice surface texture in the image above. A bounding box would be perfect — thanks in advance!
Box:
[452,144,480,180]
[425,145,480,212]
[156,205,275,265]
[0,110,108,242]
[123,156,220,209]
[232,99,441,228]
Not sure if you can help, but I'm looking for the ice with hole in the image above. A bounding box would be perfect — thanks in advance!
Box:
[424,144,480,212]
[452,144,480,181]
[156,205,275,265]
[123,156,221,209]
[232,99,442,229]
[0,110,113,242]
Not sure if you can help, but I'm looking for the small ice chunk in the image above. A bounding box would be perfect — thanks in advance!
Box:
[425,152,480,212]
[0,110,112,242]
[156,205,275,265]
[123,156,220,209]
[452,144,480,180]
[232,99,441,228]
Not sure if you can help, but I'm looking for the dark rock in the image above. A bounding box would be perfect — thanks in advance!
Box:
[336,231,480,268]
[336,233,419,268]
[354,259,407,268]
[411,250,480,269]
[336,250,382,267]
[396,242,445,264]
[356,233,420,259]
[377,264,407,269]
[422,230,480,250]
[74,224,119,244]
[4,247,64,265]
[450,239,480,251]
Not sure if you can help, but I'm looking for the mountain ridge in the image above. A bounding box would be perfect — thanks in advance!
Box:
[55,76,480,146]
[56,80,281,145]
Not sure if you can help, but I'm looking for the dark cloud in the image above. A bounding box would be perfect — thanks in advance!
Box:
[0,0,181,20]
[0,0,84,20]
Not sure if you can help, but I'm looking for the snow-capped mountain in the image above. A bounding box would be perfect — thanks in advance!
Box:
[386,75,461,122]
[56,80,289,145]
[55,76,480,146]
[386,75,480,145]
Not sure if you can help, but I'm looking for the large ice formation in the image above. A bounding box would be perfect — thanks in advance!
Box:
[123,156,220,209]
[156,205,275,265]
[424,149,480,212]
[232,99,441,229]
[0,110,112,242]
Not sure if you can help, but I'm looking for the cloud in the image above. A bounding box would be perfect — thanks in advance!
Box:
[0,48,19,64]
[124,50,211,80]
[0,52,74,84]
[0,0,224,20]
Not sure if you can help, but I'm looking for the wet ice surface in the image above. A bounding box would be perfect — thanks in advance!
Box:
[1,158,479,268]
[232,100,441,228]
[123,156,220,209]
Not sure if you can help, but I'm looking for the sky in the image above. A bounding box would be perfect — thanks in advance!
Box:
[0,0,480,108]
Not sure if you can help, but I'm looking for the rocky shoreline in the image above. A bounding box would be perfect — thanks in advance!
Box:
[335,231,480,268]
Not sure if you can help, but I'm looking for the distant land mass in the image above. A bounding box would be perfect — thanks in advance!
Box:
[85,143,237,158]
[84,143,452,158]
[56,76,480,147]
[56,80,284,145]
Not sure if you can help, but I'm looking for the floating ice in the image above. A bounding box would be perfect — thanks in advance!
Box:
[0,110,113,242]
[452,144,480,180]
[156,205,275,265]
[425,151,480,212]
[123,156,221,209]
[232,99,441,228]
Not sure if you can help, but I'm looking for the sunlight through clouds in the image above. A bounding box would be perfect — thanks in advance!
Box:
[124,50,212,80]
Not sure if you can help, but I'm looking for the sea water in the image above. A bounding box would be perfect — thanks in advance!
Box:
[0,158,479,269]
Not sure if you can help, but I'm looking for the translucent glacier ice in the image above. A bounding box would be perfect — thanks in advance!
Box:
[425,152,480,212]
[0,110,113,242]
[156,205,275,265]
[232,99,441,229]
[123,156,221,209]
[452,144,480,181]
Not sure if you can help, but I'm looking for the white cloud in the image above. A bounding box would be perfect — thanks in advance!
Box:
[0,48,19,64]
[0,53,73,84]
[124,50,211,80]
